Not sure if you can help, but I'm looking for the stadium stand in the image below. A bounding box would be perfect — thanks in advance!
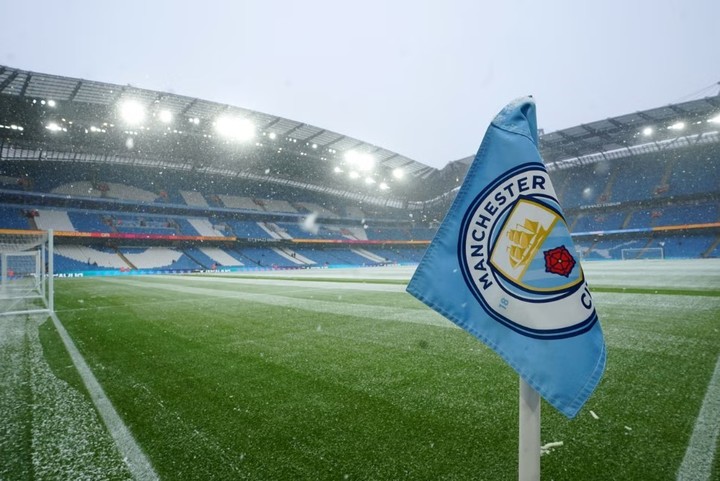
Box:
[180,190,210,207]
[0,205,30,229]
[343,205,365,219]
[571,212,627,233]
[256,199,297,213]
[365,227,411,241]
[67,211,113,232]
[606,160,666,203]
[235,247,294,267]
[121,247,200,270]
[55,245,127,269]
[34,210,75,231]
[1,65,717,275]
[199,247,244,266]
[226,220,275,240]
[51,181,102,198]
[186,218,224,237]
[295,202,339,218]
[219,195,263,211]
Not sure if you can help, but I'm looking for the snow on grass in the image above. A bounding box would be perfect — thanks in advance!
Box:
[201,260,720,290]
[0,313,31,479]
[209,265,418,281]
[47,261,720,480]
[99,277,452,329]
[583,259,720,290]
[677,353,720,481]
[0,314,132,480]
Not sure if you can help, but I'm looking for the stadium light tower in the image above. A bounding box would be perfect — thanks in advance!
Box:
[709,113,720,124]
[158,110,173,123]
[345,150,375,172]
[642,127,653,136]
[668,121,685,131]
[119,100,146,125]
[215,115,255,141]
[392,167,405,180]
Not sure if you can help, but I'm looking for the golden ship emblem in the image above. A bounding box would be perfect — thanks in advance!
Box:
[506,218,550,269]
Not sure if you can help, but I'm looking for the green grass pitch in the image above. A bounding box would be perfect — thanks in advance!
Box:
[2,261,719,480]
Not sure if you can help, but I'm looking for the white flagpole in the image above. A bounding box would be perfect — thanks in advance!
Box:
[519,376,541,481]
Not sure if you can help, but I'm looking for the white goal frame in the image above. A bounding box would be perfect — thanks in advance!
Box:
[0,229,54,316]
[620,247,664,261]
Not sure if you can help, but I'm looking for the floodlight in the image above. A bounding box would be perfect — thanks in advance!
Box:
[379,182,389,190]
[668,121,685,131]
[344,150,375,172]
[215,115,255,141]
[119,100,146,125]
[709,114,720,124]
[349,171,360,179]
[392,167,405,179]
[158,110,173,123]
[642,127,653,136]
[333,166,343,173]
[365,177,376,185]
[47,100,56,107]
[268,132,277,140]
[45,122,62,132]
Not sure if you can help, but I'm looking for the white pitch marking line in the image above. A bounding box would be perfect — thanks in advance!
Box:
[50,312,159,481]
[677,352,720,481]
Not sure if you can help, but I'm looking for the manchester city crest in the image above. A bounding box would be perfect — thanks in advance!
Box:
[458,163,598,339]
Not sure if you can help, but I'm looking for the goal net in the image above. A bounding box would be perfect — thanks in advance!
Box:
[0,229,54,316]
[620,247,664,261]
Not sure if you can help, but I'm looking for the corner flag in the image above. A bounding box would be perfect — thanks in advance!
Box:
[407,97,605,418]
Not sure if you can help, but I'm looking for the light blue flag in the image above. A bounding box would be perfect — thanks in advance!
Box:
[407,97,605,419]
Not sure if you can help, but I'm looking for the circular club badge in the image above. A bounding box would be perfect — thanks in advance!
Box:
[458,163,598,339]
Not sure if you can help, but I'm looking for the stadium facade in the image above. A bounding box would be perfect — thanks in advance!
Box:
[0,65,718,275]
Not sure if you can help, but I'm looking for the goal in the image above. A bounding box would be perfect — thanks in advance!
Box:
[620,247,664,261]
[0,229,54,316]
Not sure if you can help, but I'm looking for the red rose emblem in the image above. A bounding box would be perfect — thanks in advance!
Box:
[544,246,576,277]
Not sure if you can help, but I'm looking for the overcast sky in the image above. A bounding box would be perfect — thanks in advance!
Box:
[1,0,718,169]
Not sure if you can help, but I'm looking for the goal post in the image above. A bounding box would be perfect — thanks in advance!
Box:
[620,247,664,261]
[0,229,53,316]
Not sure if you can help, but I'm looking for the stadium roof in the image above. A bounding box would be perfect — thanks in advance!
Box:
[451,93,720,170]
[1,64,718,204]
[539,94,720,166]
[0,65,436,179]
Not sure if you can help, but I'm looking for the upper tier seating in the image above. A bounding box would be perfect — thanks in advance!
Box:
[185,218,224,237]
[219,195,263,211]
[51,182,158,202]
[0,206,30,229]
[180,190,210,207]
[256,199,297,213]
[365,227,411,241]
[34,210,75,231]
[295,202,338,218]
[68,211,113,232]
[226,221,274,240]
